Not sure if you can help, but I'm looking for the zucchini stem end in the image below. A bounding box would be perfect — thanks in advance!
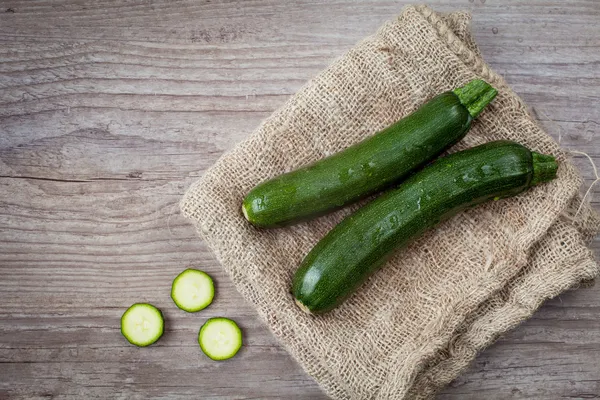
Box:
[453,79,498,119]
[531,152,558,186]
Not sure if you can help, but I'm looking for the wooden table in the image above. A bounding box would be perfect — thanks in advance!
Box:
[1,1,599,398]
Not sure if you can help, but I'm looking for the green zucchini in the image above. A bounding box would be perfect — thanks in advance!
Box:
[242,79,498,227]
[292,140,558,314]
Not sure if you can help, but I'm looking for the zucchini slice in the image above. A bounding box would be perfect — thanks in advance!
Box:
[171,269,215,312]
[198,317,242,361]
[121,303,164,347]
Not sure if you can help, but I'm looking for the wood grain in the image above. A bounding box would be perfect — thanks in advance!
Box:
[0,0,598,399]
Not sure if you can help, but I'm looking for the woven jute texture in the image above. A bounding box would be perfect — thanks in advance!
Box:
[181,6,599,399]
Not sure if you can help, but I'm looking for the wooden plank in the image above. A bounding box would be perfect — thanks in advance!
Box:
[0,1,598,399]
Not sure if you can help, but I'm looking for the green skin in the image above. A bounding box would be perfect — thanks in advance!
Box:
[243,80,497,228]
[292,141,558,314]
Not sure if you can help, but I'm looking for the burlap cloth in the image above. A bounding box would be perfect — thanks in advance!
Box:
[181,5,599,399]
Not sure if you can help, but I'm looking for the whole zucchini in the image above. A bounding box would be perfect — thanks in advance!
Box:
[292,140,558,314]
[242,79,498,227]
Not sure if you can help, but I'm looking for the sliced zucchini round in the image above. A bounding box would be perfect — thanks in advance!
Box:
[198,317,242,361]
[171,269,215,312]
[121,303,164,347]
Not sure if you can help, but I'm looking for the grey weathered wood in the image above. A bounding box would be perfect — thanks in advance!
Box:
[0,0,598,399]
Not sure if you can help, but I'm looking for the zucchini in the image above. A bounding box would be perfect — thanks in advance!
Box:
[121,303,164,347]
[171,269,215,312]
[242,79,498,227]
[198,317,243,361]
[292,140,558,314]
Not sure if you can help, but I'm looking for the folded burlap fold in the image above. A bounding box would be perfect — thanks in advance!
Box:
[181,6,599,399]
